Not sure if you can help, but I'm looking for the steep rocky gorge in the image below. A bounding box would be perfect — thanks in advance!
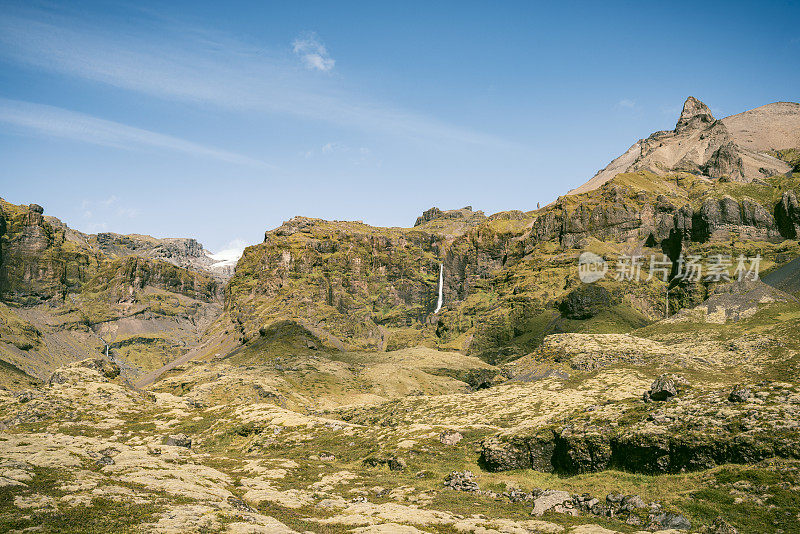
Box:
[0,199,228,382]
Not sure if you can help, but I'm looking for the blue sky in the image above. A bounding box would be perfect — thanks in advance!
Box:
[1,0,798,253]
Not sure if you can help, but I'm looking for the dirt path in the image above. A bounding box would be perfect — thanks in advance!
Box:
[134,332,238,388]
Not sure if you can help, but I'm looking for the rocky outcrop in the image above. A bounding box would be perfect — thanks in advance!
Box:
[559,284,614,319]
[675,96,715,132]
[774,190,800,238]
[521,187,782,255]
[570,97,794,195]
[414,206,486,228]
[0,201,96,303]
[230,218,447,349]
[701,142,745,181]
[85,256,220,303]
[693,196,777,241]
[47,358,120,385]
[94,233,230,280]
[480,424,800,475]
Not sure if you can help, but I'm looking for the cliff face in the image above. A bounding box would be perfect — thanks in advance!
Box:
[92,232,231,279]
[226,165,800,361]
[0,202,97,303]
[226,217,443,350]
[0,200,221,305]
[0,198,225,381]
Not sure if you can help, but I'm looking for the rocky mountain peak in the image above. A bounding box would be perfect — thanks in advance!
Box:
[414,206,485,227]
[675,96,715,132]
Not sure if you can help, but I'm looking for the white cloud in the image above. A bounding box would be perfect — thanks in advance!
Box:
[0,97,270,167]
[116,207,139,218]
[99,195,118,207]
[292,32,335,72]
[617,99,636,110]
[0,11,511,148]
[84,221,109,233]
[80,195,139,227]
[321,142,346,154]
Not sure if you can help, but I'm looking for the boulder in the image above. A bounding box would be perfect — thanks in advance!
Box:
[438,430,463,446]
[649,375,679,401]
[363,456,406,471]
[649,512,691,530]
[620,494,647,511]
[728,385,751,403]
[164,434,192,448]
[443,471,479,492]
[531,490,572,516]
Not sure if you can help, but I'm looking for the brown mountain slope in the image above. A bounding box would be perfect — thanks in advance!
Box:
[722,101,800,152]
[569,97,797,195]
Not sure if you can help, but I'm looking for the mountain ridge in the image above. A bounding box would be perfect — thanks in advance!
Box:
[568,97,798,196]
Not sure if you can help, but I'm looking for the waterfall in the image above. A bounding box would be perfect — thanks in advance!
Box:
[434,263,444,313]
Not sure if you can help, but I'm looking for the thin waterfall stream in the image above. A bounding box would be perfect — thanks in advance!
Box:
[434,263,444,313]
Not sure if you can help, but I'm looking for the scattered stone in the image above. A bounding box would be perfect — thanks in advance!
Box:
[503,489,532,503]
[729,385,751,403]
[626,515,642,526]
[362,457,406,471]
[164,434,192,448]
[438,430,463,446]
[649,512,691,530]
[531,490,572,516]
[443,471,479,492]
[649,375,680,401]
[226,496,257,513]
[95,456,115,466]
[620,494,647,511]
[16,390,36,403]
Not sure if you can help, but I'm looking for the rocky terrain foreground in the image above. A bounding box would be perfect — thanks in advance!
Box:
[1,96,800,533]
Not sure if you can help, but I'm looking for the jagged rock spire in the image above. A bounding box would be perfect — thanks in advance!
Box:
[675,96,715,132]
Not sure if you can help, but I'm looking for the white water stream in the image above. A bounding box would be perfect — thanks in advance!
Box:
[434,263,444,313]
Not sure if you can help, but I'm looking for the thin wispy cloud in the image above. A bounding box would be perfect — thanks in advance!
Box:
[0,10,511,148]
[303,142,375,166]
[0,98,269,167]
[321,142,346,154]
[293,32,335,72]
[80,195,139,233]
[617,99,636,110]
